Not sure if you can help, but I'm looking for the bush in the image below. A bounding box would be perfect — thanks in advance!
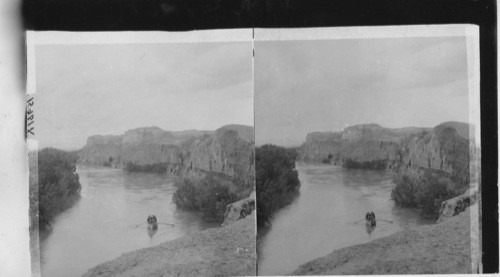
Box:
[343,159,387,170]
[256,144,301,227]
[173,175,239,223]
[391,171,457,220]
[36,148,82,230]
[391,175,419,208]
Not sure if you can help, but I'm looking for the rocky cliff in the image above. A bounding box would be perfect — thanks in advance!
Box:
[78,125,254,185]
[180,125,255,184]
[79,135,124,167]
[298,124,427,168]
[398,122,472,186]
[298,123,472,175]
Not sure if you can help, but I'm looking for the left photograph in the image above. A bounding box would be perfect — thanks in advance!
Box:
[27,31,256,277]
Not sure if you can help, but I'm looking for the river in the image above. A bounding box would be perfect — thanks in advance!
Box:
[257,163,433,275]
[39,167,218,277]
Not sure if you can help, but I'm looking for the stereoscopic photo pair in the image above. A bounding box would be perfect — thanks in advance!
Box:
[26,26,481,276]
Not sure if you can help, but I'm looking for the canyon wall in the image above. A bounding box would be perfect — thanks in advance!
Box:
[79,135,123,167]
[181,126,254,185]
[398,122,472,186]
[78,125,255,190]
[298,124,428,168]
[298,123,472,176]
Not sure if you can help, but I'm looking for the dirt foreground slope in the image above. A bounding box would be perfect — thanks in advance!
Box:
[83,212,256,277]
[291,206,478,275]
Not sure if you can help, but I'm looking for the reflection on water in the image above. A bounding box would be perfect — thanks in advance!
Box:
[147,227,158,238]
[257,163,433,276]
[365,223,376,235]
[40,167,218,277]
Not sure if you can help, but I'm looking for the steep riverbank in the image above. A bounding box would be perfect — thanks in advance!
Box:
[83,211,256,277]
[291,205,479,275]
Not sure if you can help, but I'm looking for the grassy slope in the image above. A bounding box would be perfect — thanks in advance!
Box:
[83,212,256,277]
[291,206,478,275]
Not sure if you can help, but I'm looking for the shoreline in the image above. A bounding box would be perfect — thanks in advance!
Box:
[83,212,256,277]
[291,205,478,275]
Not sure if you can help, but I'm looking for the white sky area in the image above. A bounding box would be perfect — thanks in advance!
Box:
[35,42,253,150]
[255,36,471,146]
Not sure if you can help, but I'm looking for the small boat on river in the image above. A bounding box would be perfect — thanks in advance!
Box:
[365,212,376,226]
[147,215,158,230]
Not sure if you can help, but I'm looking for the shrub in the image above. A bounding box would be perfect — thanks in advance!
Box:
[256,144,301,227]
[391,175,419,208]
[36,148,82,230]
[343,159,387,170]
[125,162,168,173]
[391,171,458,220]
[173,175,239,223]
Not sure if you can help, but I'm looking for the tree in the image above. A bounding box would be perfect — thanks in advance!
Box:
[36,148,82,230]
[256,144,301,226]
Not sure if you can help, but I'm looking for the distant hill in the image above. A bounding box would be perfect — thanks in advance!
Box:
[218,124,254,142]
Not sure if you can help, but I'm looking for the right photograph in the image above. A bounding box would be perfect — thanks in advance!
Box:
[254,26,481,275]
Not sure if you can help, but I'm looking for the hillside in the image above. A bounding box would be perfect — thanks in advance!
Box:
[291,205,479,275]
[83,212,256,277]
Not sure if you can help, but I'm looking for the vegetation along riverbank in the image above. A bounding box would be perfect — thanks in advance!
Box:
[30,148,82,232]
[256,144,301,227]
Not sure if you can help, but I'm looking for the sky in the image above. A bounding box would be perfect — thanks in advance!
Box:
[254,36,472,146]
[35,42,253,150]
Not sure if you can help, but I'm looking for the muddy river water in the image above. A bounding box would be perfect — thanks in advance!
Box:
[257,163,433,275]
[40,167,217,277]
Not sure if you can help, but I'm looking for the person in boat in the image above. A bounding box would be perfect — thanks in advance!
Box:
[365,211,376,226]
[147,215,158,230]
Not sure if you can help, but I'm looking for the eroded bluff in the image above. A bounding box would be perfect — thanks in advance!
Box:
[298,123,427,169]
[78,125,254,185]
[298,122,474,175]
[398,122,473,185]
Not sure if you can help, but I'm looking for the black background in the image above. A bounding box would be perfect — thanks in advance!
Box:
[22,0,498,273]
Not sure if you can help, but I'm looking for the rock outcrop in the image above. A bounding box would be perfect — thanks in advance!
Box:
[78,124,255,196]
[120,127,191,172]
[398,122,472,185]
[180,125,255,185]
[298,122,473,177]
[298,123,427,168]
[79,135,123,167]
[222,191,256,226]
[437,182,479,223]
